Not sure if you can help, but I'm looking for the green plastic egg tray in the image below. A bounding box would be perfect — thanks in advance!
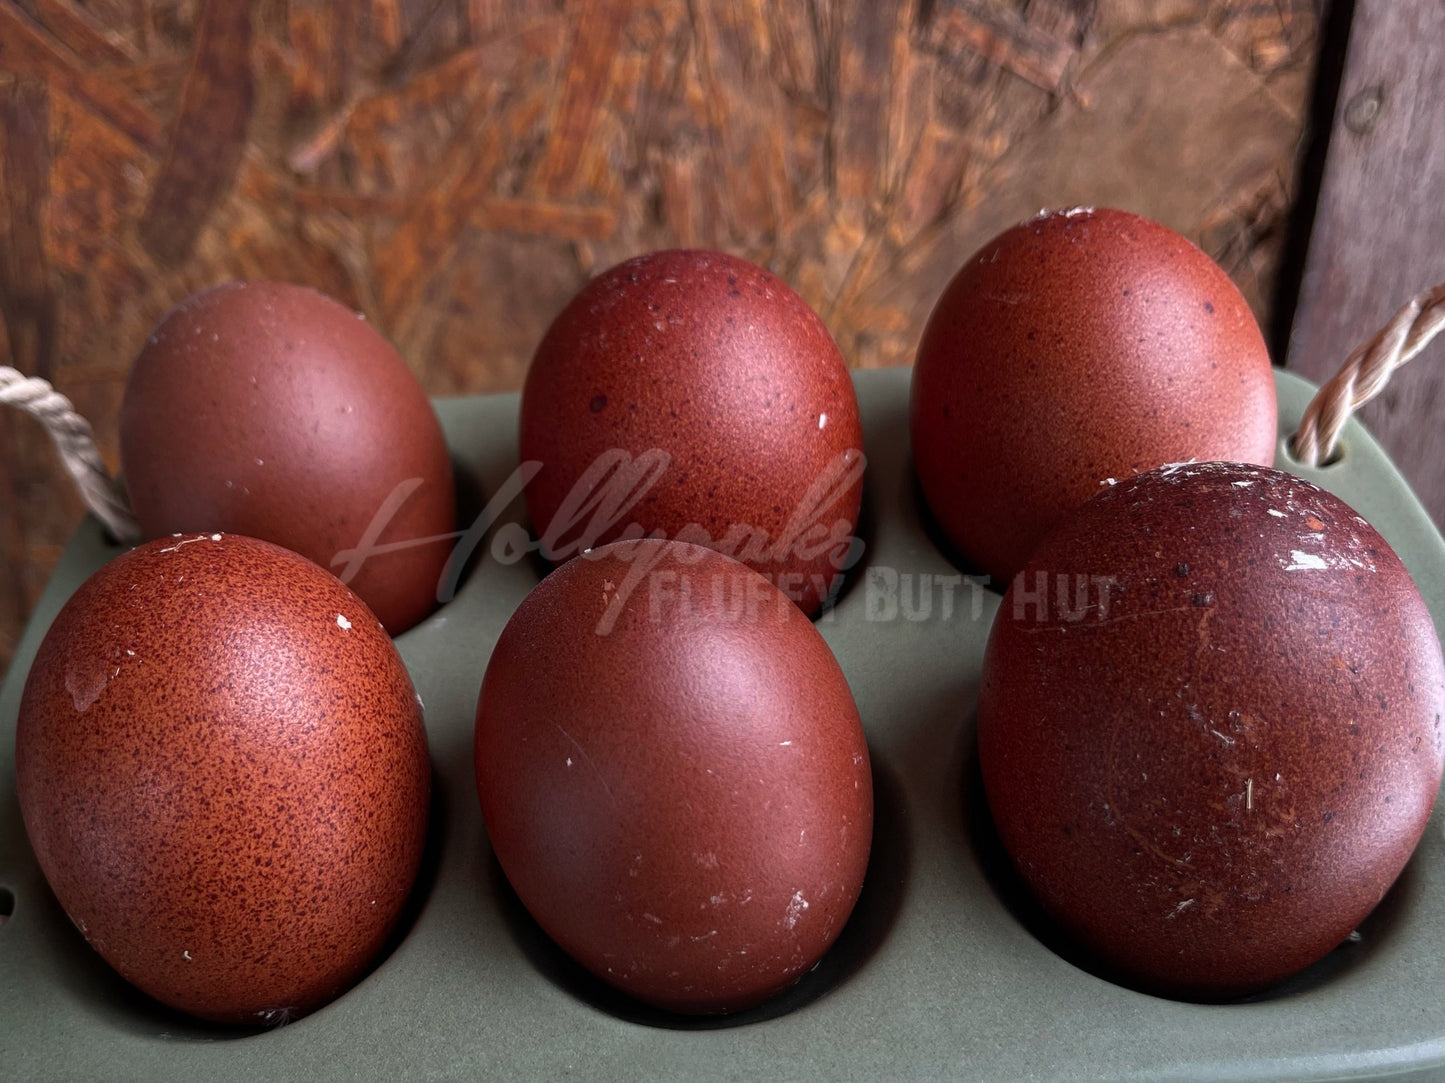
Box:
[3,366,1444,1081]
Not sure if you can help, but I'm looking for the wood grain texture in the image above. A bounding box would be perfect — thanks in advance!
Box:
[1284,0,1445,534]
[137,0,254,265]
[0,0,1321,676]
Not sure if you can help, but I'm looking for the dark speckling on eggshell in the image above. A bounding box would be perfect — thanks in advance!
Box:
[14,534,431,1025]
[978,462,1445,999]
[519,250,864,617]
[910,208,1277,582]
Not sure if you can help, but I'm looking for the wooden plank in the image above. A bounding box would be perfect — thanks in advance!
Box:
[32,0,141,67]
[530,0,625,199]
[137,0,255,266]
[0,1,163,151]
[1284,0,1445,530]
[0,79,57,380]
[921,0,1082,93]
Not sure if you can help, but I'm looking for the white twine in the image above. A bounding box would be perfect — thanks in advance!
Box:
[1291,283,1445,466]
[0,366,141,544]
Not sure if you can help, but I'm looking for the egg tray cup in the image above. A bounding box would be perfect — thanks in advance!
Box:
[2,366,1444,1082]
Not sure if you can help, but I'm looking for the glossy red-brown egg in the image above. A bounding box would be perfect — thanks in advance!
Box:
[475,539,873,1013]
[978,462,1445,998]
[911,208,1276,582]
[519,250,864,617]
[120,281,456,635]
[15,534,431,1024]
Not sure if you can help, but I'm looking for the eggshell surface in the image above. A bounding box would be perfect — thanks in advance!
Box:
[14,534,432,1025]
[119,281,456,634]
[977,461,1445,998]
[910,208,1276,582]
[474,539,873,1013]
[519,250,864,616]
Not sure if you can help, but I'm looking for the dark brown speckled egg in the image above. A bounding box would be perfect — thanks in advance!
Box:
[120,281,456,635]
[519,250,864,617]
[978,462,1445,999]
[15,534,431,1025]
[475,539,872,1014]
[911,208,1276,582]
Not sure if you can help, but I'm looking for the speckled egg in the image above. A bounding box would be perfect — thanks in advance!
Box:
[15,534,431,1024]
[911,208,1276,582]
[519,250,864,617]
[475,539,873,1013]
[978,462,1445,998]
[120,281,456,635]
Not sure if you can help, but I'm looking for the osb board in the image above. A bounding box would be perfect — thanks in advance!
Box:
[0,0,1320,677]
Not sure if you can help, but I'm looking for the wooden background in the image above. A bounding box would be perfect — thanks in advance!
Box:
[1283,1,1445,515]
[0,0,1336,676]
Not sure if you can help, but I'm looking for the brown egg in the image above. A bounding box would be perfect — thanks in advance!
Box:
[519,250,864,617]
[120,281,456,635]
[977,462,1445,998]
[15,534,431,1024]
[910,208,1276,582]
[474,539,873,1013]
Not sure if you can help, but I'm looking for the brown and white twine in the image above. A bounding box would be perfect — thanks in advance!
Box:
[0,366,141,544]
[1289,282,1445,466]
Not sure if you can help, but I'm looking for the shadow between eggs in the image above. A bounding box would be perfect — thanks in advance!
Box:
[512,480,876,623]
[814,480,874,618]
[489,750,911,1029]
[425,453,505,608]
[909,466,997,593]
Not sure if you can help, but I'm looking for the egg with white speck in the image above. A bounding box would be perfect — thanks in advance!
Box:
[911,208,1276,582]
[519,250,864,617]
[978,462,1445,998]
[474,539,872,1013]
[15,534,431,1024]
